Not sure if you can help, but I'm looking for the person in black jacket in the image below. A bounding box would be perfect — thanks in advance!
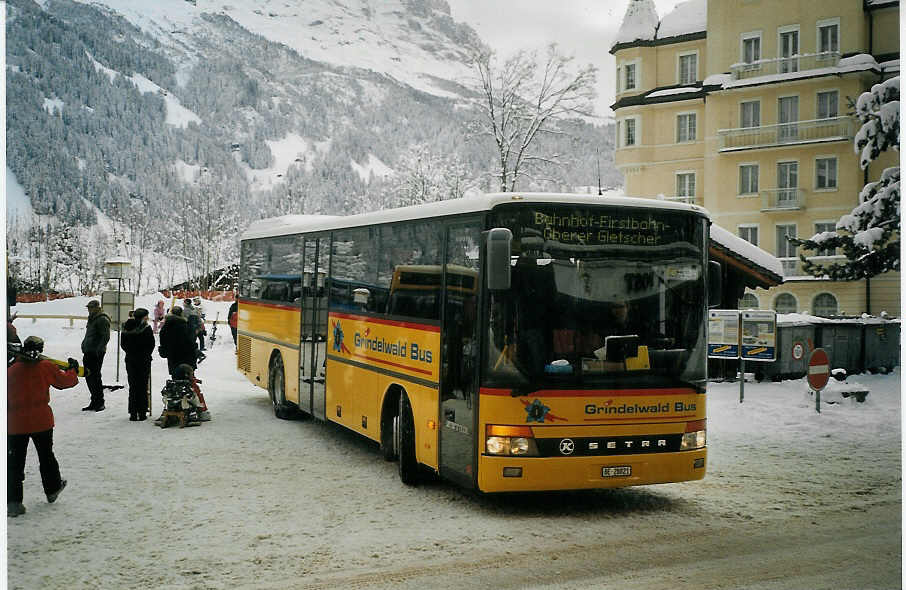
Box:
[158,306,197,377]
[121,308,155,421]
[81,300,111,411]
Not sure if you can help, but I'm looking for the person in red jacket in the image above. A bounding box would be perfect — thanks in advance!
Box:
[7,336,79,517]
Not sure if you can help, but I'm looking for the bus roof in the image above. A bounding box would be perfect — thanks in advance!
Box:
[241,193,710,241]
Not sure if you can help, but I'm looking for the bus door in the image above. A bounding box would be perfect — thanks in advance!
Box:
[439,224,481,488]
[300,237,329,420]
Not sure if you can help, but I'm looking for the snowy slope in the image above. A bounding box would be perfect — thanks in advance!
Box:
[6,166,35,224]
[72,0,481,100]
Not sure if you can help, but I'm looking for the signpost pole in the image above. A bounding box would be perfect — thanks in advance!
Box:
[739,357,745,403]
[116,277,121,382]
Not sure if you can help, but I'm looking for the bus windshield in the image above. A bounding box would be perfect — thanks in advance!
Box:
[486,204,708,392]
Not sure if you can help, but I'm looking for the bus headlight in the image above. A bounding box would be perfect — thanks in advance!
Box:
[485,426,539,456]
[680,430,706,450]
[486,436,509,455]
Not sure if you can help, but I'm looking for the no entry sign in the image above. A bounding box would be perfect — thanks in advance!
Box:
[807,348,830,391]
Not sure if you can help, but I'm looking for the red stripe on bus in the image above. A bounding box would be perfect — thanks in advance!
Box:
[329,312,441,333]
[582,414,698,422]
[479,387,699,398]
[348,353,433,376]
[238,299,299,312]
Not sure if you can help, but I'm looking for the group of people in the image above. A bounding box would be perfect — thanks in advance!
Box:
[6,295,225,517]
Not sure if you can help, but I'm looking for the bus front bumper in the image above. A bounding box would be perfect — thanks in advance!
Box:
[477,449,706,493]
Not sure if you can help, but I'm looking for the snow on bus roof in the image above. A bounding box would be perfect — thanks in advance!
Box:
[240,192,709,240]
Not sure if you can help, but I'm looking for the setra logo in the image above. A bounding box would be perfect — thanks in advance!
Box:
[559,438,575,455]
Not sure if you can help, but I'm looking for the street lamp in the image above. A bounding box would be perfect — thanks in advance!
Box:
[104,257,132,382]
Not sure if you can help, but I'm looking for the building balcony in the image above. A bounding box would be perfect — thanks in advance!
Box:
[779,257,801,277]
[730,52,841,80]
[761,188,804,211]
[717,116,854,152]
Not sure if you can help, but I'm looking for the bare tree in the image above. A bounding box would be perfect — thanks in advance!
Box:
[470,44,597,192]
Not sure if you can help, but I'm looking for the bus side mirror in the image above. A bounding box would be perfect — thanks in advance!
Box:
[486,228,512,291]
[708,261,722,308]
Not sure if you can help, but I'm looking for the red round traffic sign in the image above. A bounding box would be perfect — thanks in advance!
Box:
[807,348,830,391]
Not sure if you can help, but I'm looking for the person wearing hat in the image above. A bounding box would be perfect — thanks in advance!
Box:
[158,306,198,378]
[121,308,155,421]
[81,300,111,411]
[7,336,80,517]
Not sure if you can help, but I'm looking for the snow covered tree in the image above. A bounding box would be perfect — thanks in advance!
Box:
[469,44,597,192]
[791,76,900,280]
[373,143,474,210]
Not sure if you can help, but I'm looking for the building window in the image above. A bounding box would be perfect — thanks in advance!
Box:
[623,117,637,147]
[816,157,837,190]
[779,26,800,73]
[739,164,759,195]
[676,113,696,142]
[678,53,697,85]
[738,225,759,246]
[739,293,759,309]
[817,19,839,54]
[812,293,838,316]
[676,172,696,200]
[742,33,761,64]
[813,221,837,256]
[817,91,838,119]
[774,293,798,314]
[624,63,637,91]
[778,96,799,140]
[616,66,621,93]
[777,161,799,206]
[740,101,760,128]
[776,223,798,275]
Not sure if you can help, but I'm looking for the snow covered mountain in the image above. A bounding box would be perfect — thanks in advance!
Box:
[6,0,617,294]
[76,0,482,100]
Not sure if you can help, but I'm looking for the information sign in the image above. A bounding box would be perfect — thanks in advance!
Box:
[707,310,740,359]
[740,310,776,361]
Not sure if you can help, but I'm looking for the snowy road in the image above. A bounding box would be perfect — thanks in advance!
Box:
[5,300,902,589]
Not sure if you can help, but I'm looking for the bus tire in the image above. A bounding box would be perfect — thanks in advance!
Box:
[380,391,399,462]
[397,394,419,486]
[268,353,291,420]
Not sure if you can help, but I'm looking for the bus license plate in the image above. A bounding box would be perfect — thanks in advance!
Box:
[602,466,631,478]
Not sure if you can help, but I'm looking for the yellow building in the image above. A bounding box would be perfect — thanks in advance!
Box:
[612,0,900,316]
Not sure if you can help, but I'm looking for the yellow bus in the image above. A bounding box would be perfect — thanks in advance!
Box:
[237,194,719,491]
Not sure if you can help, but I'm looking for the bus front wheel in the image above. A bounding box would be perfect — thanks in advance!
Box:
[268,354,291,420]
[397,394,419,486]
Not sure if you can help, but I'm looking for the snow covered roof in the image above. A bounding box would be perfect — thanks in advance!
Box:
[241,192,708,240]
[614,0,659,46]
[612,0,706,52]
[709,223,783,287]
[657,0,707,40]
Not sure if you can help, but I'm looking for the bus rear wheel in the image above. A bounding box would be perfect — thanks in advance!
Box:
[397,394,419,486]
[268,354,291,420]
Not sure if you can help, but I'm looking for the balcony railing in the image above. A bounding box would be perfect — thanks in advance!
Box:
[761,188,804,211]
[730,52,841,80]
[717,116,853,151]
[779,258,801,277]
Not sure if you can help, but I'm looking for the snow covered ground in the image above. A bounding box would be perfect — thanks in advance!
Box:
[4,296,902,589]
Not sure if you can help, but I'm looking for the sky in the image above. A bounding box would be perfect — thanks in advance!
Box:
[447,0,686,120]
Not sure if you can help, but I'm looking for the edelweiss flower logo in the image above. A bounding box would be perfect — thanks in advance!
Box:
[332,321,350,354]
[524,399,551,423]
